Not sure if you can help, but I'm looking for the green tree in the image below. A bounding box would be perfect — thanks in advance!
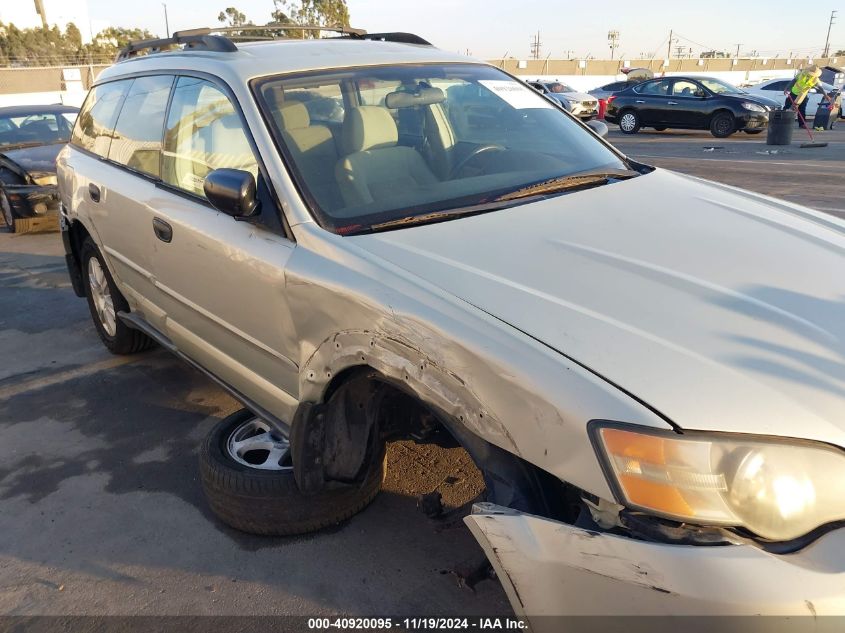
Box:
[272,0,350,36]
[218,7,248,27]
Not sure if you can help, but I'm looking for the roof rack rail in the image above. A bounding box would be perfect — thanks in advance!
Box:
[115,28,237,62]
[352,32,432,46]
[115,25,431,62]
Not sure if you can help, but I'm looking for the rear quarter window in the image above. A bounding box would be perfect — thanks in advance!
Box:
[71,80,133,157]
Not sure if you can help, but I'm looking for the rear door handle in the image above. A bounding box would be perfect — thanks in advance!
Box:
[152,218,173,243]
[88,183,100,203]
[635,100,645,104]
[667,101,679,105]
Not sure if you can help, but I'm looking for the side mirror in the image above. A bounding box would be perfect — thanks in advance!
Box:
[586,119,609,138]
[203,168,259,218]
[695,90,708,98]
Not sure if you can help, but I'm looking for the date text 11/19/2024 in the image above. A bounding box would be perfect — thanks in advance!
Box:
[307,618,528,629]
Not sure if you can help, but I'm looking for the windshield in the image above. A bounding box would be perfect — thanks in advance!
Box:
[255,63,626,233]
[0,111,75,149]
[699,78,743,94]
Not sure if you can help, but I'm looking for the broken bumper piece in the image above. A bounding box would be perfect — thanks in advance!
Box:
[465,502,845,627]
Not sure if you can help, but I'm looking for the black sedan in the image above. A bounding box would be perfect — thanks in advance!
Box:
[0,104,78,233]
[604,76,772,138]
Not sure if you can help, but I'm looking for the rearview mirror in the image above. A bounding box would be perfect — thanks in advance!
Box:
[586,119,609,138]
[203,168,259,218]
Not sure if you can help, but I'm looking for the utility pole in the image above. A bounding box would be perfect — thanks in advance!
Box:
[823,10,837,58]
[735,43,742,58]
[666,29,674,61]
[608,30,620,60]
[162,3,170,38]
[530,31,541,60]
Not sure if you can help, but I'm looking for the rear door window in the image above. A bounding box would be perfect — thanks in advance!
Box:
[162,76,258,198]
[71,80,133,157]
[108,75,174,178]
[635,80,671,96]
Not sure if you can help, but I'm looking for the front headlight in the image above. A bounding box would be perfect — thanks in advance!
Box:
[591,423,845,541]
[30,172,57,186]
[741,102,767,112]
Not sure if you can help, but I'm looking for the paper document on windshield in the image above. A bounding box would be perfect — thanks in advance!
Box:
[480,80,553,109]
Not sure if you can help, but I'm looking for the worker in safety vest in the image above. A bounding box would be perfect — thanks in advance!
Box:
[783,65,831,128]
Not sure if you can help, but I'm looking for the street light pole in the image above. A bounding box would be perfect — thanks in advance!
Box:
[823,10,837,58]
[162,3,170,38]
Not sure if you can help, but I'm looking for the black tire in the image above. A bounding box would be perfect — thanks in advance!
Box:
[653,126,667,131]
[710,112,736,138]
[744,129,764,135]
[618,109,641,134]
[80,237,154,354]
[200,409,385,536]
[1,191,15,233]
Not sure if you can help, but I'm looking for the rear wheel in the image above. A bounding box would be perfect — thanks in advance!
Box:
[199,409,385,536]
[80,237,154,354]
[1,191,15,233]
[619,110,641,134]
[710,112,736,138]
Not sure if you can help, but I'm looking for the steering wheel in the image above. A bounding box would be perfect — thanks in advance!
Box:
[449,144,506,179]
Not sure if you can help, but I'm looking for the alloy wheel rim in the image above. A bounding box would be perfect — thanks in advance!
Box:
[87,257,117,336]
[621,113,636,131]
[226,417,293,471]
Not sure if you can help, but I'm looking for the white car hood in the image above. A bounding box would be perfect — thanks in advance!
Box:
[352,170,845,444]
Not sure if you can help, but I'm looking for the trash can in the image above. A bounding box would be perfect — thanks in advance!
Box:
[766,110,795,145]
[813,102,838,130]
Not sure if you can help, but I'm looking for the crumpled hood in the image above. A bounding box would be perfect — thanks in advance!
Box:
[352,170,845,445]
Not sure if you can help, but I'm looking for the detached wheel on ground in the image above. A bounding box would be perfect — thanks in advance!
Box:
[653,126,667,131]
[80,237,154,354]
[1,191,15,233]
[199,409,385,536]
[744,129,764,135]
[618,110,641,134]
[710,112,736,138]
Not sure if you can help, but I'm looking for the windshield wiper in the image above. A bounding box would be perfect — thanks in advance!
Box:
[368,200,510,232]
[494,169,639,202]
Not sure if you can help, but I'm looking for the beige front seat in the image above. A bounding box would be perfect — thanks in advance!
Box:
[335,106,437,208]
[276,102,342,210]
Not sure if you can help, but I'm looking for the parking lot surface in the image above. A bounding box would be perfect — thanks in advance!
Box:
[608,126,845,217]
[1,126,843,618]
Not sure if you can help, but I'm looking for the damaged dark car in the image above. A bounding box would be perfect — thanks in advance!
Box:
[0,104,78,233]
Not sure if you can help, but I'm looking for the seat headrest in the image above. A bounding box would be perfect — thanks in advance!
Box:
[279,102,310,130]
[342,106,398,154]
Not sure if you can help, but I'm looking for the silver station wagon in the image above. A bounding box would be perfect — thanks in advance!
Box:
[58,26,845,626]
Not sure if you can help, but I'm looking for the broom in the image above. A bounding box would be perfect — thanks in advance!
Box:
[787,93,828,148]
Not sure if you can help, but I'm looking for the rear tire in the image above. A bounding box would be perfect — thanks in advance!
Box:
[1,191,15,233]
[619,110,641,134]
[80,237,154,355]
[710,112,736,138]
[200,409,385,536]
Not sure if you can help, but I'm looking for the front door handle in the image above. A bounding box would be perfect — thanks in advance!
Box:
[635,100,646,104]
[152,218,173,243]
[88,183,101,203]
[667,101,678,105]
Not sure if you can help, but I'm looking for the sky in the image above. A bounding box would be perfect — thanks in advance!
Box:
[78,0,845,60]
